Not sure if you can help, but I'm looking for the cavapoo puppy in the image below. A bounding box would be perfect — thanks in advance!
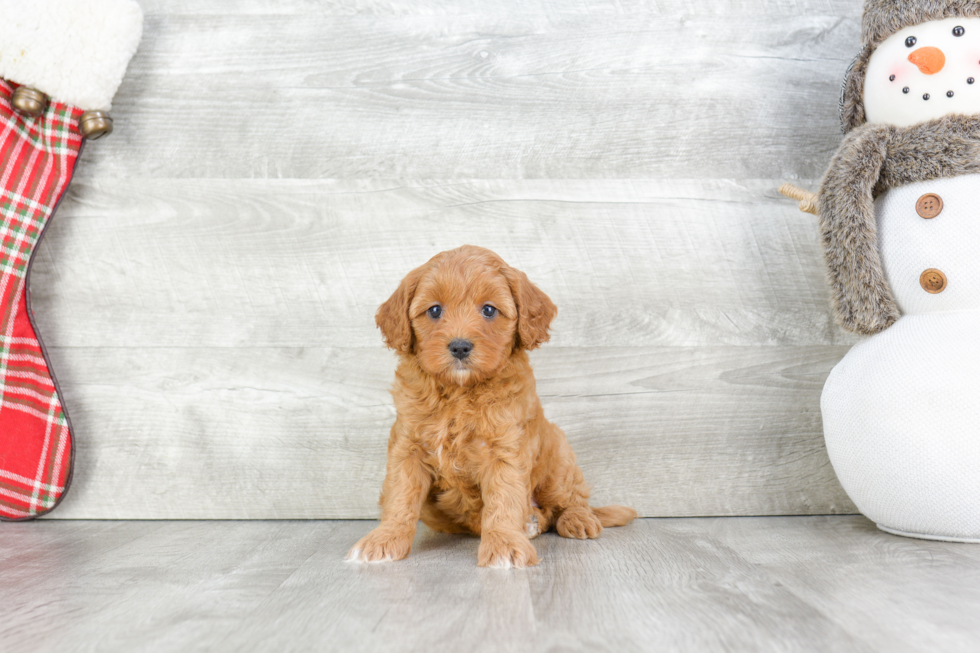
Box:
[349,245,636,568]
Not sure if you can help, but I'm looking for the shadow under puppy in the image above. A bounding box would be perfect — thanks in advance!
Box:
[349,245,636,568]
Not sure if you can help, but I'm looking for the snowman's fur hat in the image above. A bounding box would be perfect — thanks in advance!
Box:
[840,0,980,132]
[819,114,980,334]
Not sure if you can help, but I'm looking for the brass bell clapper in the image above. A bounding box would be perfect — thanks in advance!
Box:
[11,86,113,140]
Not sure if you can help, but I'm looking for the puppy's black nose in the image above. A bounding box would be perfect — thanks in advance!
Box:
[449,339,473,360]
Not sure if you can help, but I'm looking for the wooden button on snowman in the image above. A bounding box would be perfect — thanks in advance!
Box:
[784,0,980,543]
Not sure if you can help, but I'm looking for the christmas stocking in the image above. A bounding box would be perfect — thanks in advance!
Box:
[0,0,142,520]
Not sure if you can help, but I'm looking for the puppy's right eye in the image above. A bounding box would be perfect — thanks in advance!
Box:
[427,305,442,319]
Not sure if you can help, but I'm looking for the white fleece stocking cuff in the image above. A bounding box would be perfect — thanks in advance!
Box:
[0,0,143,111]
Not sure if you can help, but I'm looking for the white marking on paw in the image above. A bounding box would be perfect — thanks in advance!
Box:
[525,514,540,538]
[366,554,393,564]
[489,557,514,569]
[348,548,396,564]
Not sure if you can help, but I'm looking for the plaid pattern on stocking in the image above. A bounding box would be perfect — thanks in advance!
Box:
[0,79,81,520]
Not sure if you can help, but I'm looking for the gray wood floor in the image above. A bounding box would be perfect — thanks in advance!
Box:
[33,0,867,519]
[2,517,979,652]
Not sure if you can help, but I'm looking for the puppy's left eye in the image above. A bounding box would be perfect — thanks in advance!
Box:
[481,305,497,318]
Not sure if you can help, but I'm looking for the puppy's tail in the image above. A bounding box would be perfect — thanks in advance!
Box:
[592,505,638,528]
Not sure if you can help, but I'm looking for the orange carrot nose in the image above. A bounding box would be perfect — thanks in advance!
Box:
[908,46,945,74]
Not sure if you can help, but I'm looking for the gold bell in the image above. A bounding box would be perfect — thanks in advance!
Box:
[79,111,113,140]
[11,87,48,117]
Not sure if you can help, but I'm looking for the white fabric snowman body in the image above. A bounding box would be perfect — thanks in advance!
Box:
[820,9,980,541]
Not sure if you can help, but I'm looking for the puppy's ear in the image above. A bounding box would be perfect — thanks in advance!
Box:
[503,266,557,351]
[376,266,424,354]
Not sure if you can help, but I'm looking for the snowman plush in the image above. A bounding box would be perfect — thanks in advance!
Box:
[807,0,980,542]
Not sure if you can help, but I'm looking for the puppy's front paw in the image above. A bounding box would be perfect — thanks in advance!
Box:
[347,527,413,563]
[478,530,539,568]
[556,506,602,539]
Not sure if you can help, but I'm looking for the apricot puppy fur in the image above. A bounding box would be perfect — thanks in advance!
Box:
[348,246,636,568]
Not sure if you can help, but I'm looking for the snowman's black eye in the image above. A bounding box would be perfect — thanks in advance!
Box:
[923,93,931,100]
[954,26,965,37]
[906,36,917,47]
[903,87,910,93]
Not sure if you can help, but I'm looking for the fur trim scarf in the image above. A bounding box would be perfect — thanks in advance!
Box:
[818,113,980,335]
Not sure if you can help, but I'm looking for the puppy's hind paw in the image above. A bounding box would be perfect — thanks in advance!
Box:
[478,531,539,569]
[347,527,413,563]
[556,506,602,540]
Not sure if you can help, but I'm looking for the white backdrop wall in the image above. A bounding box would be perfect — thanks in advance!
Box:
[37,0,864,518]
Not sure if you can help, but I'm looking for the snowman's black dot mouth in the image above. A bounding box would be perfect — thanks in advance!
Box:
[889,74,896,82]
[969,78,976,84]
[923,93,931,100]
[948,90,955,97]
[903,87,910,94]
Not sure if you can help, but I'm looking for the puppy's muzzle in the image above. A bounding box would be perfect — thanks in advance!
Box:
[449,339,473,360]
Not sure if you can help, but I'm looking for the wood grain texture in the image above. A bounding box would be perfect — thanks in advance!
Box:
[45,345,854,519]
[15,0,874,518]
[135,0,863,16]
[77,0,860,180]
[34,178,856,349]
[3,518,980,652]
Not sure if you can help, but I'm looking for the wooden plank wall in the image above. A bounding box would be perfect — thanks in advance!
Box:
[37,0,865,518]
